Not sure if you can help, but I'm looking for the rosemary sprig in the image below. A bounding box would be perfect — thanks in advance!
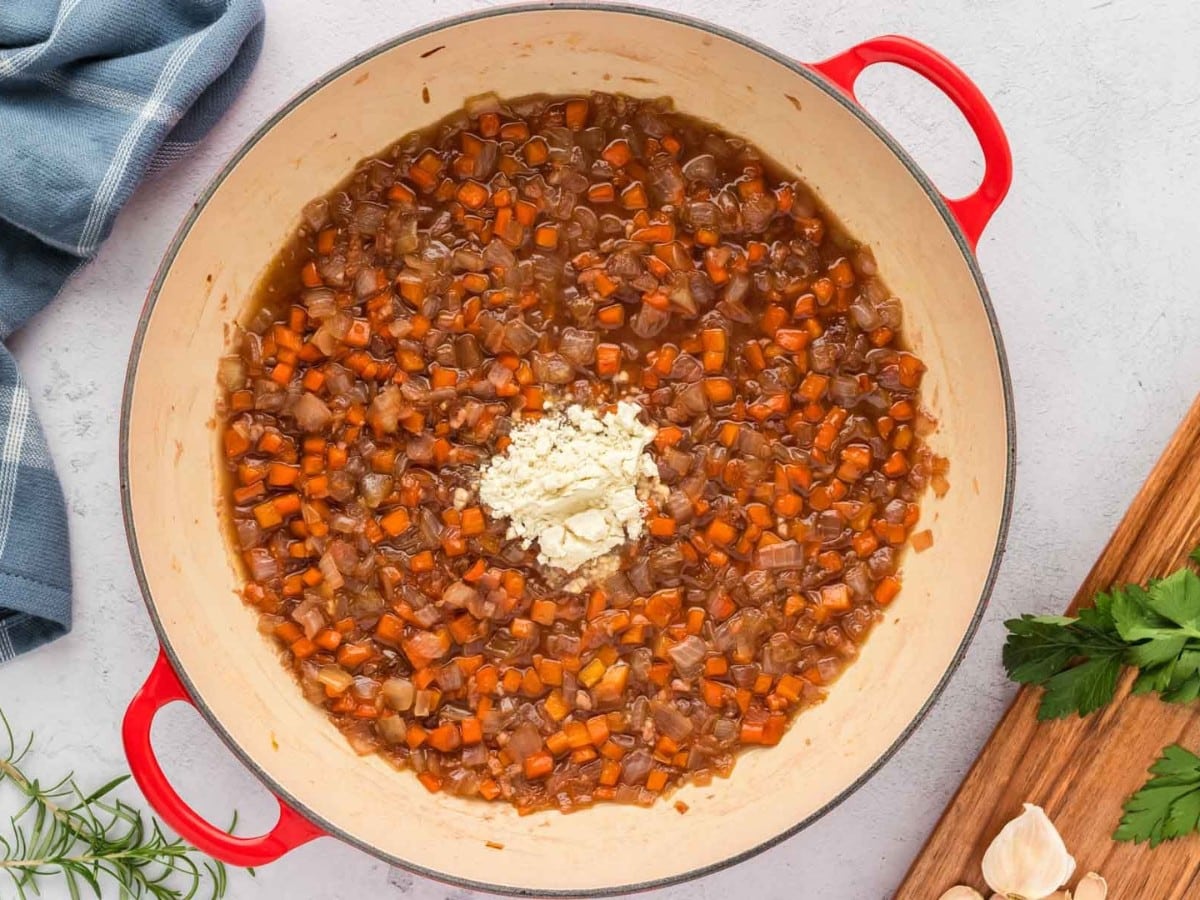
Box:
[0,708,231,899]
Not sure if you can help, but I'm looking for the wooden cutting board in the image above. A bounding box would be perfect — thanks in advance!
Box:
[897,393,1200,899]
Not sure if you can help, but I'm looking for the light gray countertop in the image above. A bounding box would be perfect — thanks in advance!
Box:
[4,1,1199,897]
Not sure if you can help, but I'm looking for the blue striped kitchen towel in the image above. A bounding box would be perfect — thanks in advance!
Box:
[0,0,265,661]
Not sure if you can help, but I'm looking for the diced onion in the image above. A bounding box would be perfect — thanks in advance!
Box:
[755,540,805,570]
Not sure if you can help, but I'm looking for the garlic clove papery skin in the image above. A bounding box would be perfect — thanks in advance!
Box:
[981,804,1076,900]
[938,887,986,900]
[1072,872,1107,900]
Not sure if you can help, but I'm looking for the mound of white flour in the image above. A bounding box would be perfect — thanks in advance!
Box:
[479,402,657,572]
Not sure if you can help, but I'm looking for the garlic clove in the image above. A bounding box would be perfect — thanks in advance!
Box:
[981,804,1076,900]
[1042,892,1072,900]
[1073,872,1107,900]
[937,888,985,900]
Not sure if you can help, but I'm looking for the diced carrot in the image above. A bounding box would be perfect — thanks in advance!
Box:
[703,377,734,404]
[882,451,910,478]
[645,588,682,628]
[253,500,282,529]
[620,181,648,209]
[775,329,809,352]
[387,182,415,205]
[273,621,303,644]
[379,508,411,536]
[531,598,558,626]
[564,98,589,129]
[514,199,537,227]
[454,507,483,538]
[596,343,622,377]
[580,302,618,331]
[601,139,632,167]
[337,642,373,669]
[501,570,525,599]
[537,657,563,686]
[564,721,590,750]
[300,261,322,288]
[478,778,501,801]
[648,516,676,538]
[874,575,901,606]
[475,665,499,695]
[534,223,559,249]
[760,304,788,336]
[290,637,317,659]
[707,656,734,681]
[303,474,329,499]
[852,530,879,557]
[440,525,467,559]
[592,663,629,703]
[523,750,553,780]
[546,731,571,756]
[511,618,535,640]
[267,463,299,487]
[314,628,342,651]
[374,613,405,647]
[427,723,461,752]
[544,689,570,721]
[456,180,489,210]
[817,550,844,573]
[523,137,549,166]
[631,222,675,243]
[223,426,250,458]
[704,519,736,547]
[405,724,428,749]
[233,482,265,505]
[821,583,852,611]
[449,613,478,644]
[600,739,626,761]
[653,425,684,451]
[587,182,616,204]
[586,714,610,746]
[269,362,294,386]
[460,716,483,745]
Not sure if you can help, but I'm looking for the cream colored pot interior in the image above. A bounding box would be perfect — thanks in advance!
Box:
[125,7,1009,894]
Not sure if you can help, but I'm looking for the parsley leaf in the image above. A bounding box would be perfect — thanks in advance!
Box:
[1036,654,1124,720]
[1147,569,1200,636]
[1002,616,1126,719]
[1110,582,1178,643]
[1115,744,1200,846]
[1003,554,1200,719]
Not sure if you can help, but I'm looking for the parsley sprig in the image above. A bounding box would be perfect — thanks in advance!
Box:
[1004,560,1200,720]
[1116,744,1200,847]
[1004,549,1200,846]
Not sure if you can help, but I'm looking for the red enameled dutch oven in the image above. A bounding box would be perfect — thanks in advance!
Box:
[119,4,1014,895]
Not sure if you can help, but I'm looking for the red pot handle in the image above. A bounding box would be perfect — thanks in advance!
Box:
[811,35,1012,249]
[122,649,325,867]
